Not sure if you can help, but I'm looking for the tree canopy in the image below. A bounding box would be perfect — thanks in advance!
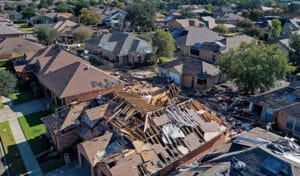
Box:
[289,34,300,67]
[270,19,282,38]
[125,1,156,32]
[36,27,59,45]
[0,70,17,97]
[152,30,175,58]
[213,24,228,34]
[21,6,36,19]
[73,29,92,42]
[79,8,101,26]
[218,42,294,94]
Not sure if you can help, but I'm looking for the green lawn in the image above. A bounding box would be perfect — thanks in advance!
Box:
[40,158,65,174]
[9,91,35,105]
[16,23,33,33]
[0,121,27,175]
[18,111,51,155]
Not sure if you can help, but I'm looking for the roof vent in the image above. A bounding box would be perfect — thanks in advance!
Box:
[232,157,246,170]
[84,66,90,70]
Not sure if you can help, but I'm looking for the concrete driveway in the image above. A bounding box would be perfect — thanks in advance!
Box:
[46,162,90,176]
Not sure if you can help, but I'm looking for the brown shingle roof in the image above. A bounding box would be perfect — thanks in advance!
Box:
[56,13,73,19]
[221,34,254,53]
[34,46,123,98]
[77,132,113,166]
[0,37,44,55]
[174,19,201,28]
[85,104,109,121]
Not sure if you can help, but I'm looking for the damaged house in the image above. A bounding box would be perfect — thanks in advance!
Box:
[42,85,227,175]
[158,58,220,90]
[249,81,300,137]
[76,90,227,175]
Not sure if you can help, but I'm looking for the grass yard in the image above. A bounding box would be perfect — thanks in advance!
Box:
[9,91,35,105]
[16,23,33,33]
[0,121,27,175]
[40,158,65,174]
[18,111,51,155]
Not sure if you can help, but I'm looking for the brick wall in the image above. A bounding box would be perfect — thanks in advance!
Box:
[56,130,81,152]
[182,74,193,88]
[274,111,289,132]
[159,133,226,176]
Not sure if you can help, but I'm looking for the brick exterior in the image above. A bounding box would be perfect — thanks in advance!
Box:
[56,130,81,152]
[273,111,289,132]
[182,74,193,88]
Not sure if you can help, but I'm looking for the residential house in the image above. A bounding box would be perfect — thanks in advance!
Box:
[155,13,166,28]
[169,18,203,30]
[189,34,254,64]
[249,81,300,137]
[102,10,127,31]
[19,46,124,105]
[0,23,24,38]
[215,13,245,26]
[174,127,300,176]
[158,58,220,90]
[3,10,23,21]
[29,13,74,25]
[172,27,224,56]
[85,32,156,68]
[34,20,92,43]
[76,90,227,176]
[0,37,44,60]
[212,7,234,18]
[200,16,217,29]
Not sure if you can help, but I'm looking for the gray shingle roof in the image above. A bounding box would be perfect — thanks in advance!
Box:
[86,32,155,56]
[175,27,224,46]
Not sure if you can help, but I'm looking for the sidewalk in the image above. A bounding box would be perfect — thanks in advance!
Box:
[9,119,43,176]
[0,97,50,176]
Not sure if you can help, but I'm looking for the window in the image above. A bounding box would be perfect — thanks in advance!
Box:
[71,96,77,102]
[138,56,142,63]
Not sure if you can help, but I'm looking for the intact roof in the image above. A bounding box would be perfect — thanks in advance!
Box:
[52,20,78,32]
[56,13,73,19]
[34,46,123,98]
[159,58,219,76]
[175,27,224,46]
[174,18,201,28]
[86,32,155,56]
[221,35,254,53]
[201,16,217,29]
[216,13,245,21]
[4,10,21,16]
[77,132,113,166]
[0,23,22,35]
[0,37,44,54]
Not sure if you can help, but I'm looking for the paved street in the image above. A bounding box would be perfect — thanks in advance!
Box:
[0,97,50,176]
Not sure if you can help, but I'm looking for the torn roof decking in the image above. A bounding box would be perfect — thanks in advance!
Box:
[99,92,227,173]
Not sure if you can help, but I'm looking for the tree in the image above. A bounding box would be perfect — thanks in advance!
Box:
[152,30,175,58]
[55,1,72,13]
[125,1,156,32]
[0,70,17,97]
[21,6,36,19]
[179,8,197,18]
[218,42,294,94]
[213,24,228,34]
[137,34,151,42]
[289,34,300,66]
[270,19,282,38]
[73,29,92,42]
[36,27,59,45]
[79,8,101,26]
[73,0,90,16]
[242,9,263,21]
[16,4,26,12]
